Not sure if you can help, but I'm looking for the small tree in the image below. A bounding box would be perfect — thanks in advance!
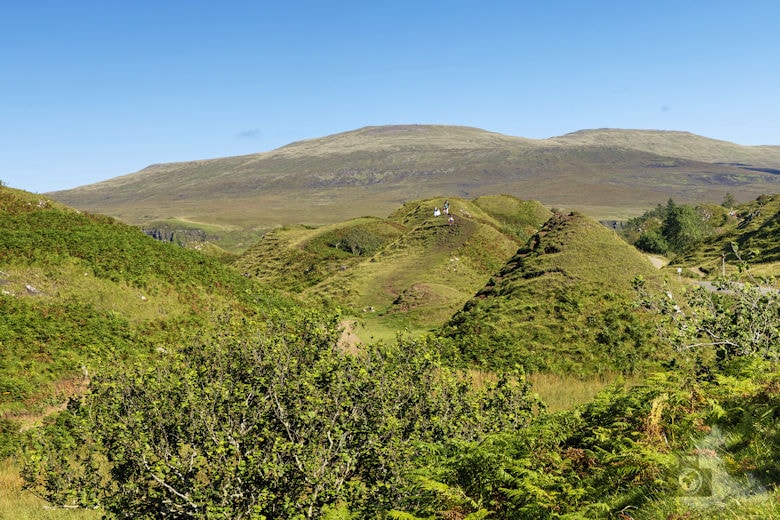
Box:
[633,248,779,365]
[661,204,708,254]
[634,229,669,254]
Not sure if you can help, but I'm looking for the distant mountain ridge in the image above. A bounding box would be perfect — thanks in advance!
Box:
[550,128,780,166]
[48,125,780,250]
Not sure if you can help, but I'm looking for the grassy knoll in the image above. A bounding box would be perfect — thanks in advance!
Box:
[444,211,672,375]
[234,217,405,292]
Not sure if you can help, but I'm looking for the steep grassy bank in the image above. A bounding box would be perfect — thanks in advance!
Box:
[0,186,279,419]
[444,212,670,374]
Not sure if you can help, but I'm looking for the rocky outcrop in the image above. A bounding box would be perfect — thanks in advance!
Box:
[143,226,212,246]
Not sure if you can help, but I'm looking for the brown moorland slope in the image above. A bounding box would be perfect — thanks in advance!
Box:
[48,125,780,247]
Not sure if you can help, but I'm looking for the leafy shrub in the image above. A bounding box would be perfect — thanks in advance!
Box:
[623,198,713,255]
[0,417,21,460]
[23,309,541,518]
[635,229,669,254]
[328,227,385,256]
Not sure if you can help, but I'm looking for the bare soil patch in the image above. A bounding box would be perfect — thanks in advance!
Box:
[338,320,363,354]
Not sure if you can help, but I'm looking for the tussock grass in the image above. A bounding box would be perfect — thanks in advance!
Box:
[527,372,642,412]
[466,369,641,413]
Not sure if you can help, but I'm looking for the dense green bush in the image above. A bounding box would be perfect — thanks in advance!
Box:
[328,227,386,256]
[634,229,668,255]
[625,199,712,255]
[23,309,541,518]
[0,417,21,460]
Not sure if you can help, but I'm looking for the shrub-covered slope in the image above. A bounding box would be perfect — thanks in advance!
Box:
[675,194,780,271]
[444,212,667,374]
[0,186,270,415]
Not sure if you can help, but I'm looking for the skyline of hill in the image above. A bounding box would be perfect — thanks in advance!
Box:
[46,125,780,252]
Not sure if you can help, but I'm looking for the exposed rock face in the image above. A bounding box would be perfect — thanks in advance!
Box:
[143,226,211,246]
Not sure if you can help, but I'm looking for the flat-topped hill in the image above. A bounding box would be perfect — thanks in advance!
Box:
[47,125,780,252]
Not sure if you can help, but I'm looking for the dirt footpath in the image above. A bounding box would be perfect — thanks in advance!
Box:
[338,320,362,354]
[647,255,668,269]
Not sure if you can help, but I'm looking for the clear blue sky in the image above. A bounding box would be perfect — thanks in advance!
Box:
[2,0,778,193]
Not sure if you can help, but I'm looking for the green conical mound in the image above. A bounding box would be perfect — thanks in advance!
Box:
[443,212,667,375]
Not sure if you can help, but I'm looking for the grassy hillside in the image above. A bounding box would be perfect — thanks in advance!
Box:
[47,125,780,252]
[671,194,780,274]
[551,128,780,167]
[234,218,406,293]
[2,186,777,519]
[443,211,670,375]
[236,195,551,339]
[0,186,275,419]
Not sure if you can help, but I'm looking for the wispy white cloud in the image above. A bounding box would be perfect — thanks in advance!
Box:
[237,129,262,139]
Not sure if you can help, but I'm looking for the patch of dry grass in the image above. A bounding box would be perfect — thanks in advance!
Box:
[528,372,642,412]
[0,458,101,520]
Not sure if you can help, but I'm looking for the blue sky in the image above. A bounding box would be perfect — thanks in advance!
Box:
[2,1,778,193]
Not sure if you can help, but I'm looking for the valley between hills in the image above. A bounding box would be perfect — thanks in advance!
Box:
[1,126,779,518]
